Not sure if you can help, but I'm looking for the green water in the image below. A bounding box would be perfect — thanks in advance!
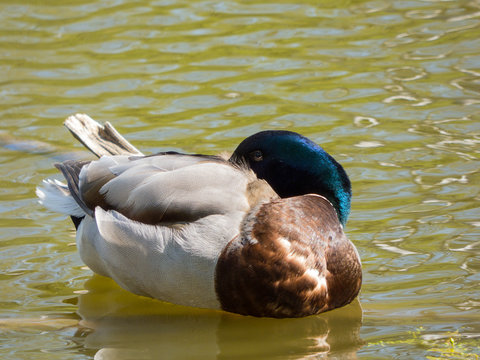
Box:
[1,0,479,358]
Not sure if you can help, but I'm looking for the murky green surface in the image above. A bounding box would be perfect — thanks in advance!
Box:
[1,0,480,358]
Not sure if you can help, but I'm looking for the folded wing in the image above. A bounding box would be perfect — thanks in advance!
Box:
[57,154,253,225]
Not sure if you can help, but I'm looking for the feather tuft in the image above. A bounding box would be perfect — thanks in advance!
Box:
[36,179,85,217]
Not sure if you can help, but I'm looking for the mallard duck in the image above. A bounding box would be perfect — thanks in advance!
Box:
[37,116,361,318]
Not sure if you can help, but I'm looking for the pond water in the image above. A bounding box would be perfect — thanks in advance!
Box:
[1,0,479,359]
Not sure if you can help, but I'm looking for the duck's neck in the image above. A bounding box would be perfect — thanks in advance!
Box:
[263,151,351,226]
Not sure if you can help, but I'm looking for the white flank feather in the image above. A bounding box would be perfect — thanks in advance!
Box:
[36,179,85,217]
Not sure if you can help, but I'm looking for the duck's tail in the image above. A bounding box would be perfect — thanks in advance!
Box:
[36,179,85,219]
[38,113,142,229]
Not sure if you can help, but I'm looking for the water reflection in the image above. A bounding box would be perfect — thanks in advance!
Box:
[74,276,363,359]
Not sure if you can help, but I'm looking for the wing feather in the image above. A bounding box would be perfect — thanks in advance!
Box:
[72,154,251,225]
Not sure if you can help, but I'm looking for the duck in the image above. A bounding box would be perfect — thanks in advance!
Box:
[37,115,361,318]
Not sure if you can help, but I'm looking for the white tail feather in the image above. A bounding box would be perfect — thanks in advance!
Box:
[36,179,85,217]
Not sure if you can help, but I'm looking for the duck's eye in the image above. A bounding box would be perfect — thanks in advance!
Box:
[249,150,263,162]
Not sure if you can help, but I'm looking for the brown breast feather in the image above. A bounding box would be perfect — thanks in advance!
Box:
[215,195,362,318]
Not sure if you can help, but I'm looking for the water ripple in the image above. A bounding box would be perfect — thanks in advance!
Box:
[1,0,480,359]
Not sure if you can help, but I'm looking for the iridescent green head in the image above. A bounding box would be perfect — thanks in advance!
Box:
[230,130,352,226]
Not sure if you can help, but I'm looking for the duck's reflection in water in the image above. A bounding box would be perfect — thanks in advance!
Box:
[73,276,363,360]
